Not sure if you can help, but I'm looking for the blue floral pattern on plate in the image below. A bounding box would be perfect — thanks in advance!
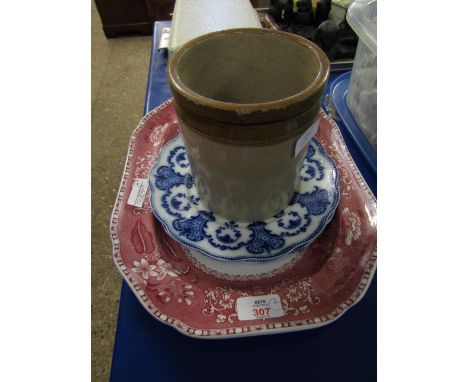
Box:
[149,135,339,262]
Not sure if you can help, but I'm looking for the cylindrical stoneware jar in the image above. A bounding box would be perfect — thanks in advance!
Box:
[168,28,329,222]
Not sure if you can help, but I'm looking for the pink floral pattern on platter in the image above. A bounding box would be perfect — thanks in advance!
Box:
[129,253,194,306]
[134,151,156,179]
[130,255,178,284]
[149,122,169,146]
[203,287,240,324]
[157,281,194,306]
[184,247,307,282]
[110,100,377,338]
[130,220,155,254]
[132,258,157,280]
[342,207,362,245]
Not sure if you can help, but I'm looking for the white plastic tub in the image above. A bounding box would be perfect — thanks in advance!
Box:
[346,0,377,149]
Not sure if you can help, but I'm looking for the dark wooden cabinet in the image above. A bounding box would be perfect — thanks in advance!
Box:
[94,0,270,38]
[145,0,175,26]
[94,0,174,38]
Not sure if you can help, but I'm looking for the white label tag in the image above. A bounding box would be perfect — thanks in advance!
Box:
[127,178,149,208]
[158,27,171,49]
[236,294,285,321]
[294,120,318,157]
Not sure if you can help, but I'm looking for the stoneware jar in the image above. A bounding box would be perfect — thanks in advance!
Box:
[168,28,329,222]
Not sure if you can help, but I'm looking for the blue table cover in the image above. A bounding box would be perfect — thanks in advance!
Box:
[110,21,377,382]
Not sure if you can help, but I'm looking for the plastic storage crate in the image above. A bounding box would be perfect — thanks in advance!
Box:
[346,0,377,150]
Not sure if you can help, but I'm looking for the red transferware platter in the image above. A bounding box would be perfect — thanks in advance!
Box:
[110,99,377,338]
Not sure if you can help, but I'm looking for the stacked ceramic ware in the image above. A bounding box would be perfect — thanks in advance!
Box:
[149,28,340,271]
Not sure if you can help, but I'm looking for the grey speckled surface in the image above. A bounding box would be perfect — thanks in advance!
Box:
[91,1,151,380]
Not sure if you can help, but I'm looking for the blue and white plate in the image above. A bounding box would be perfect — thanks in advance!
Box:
[149,135,339,262]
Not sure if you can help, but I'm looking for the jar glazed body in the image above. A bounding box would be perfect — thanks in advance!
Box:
[168,28,329,221]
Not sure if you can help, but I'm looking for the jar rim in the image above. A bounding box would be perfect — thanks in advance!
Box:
[168,28,330,125]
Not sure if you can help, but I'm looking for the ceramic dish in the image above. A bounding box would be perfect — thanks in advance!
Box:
[168,28,330,222]
[148,135,339,262]
[111,99,377,339]
[185,247,307,281]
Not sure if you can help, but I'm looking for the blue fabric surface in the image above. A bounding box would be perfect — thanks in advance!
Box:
[110,21,376,382]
